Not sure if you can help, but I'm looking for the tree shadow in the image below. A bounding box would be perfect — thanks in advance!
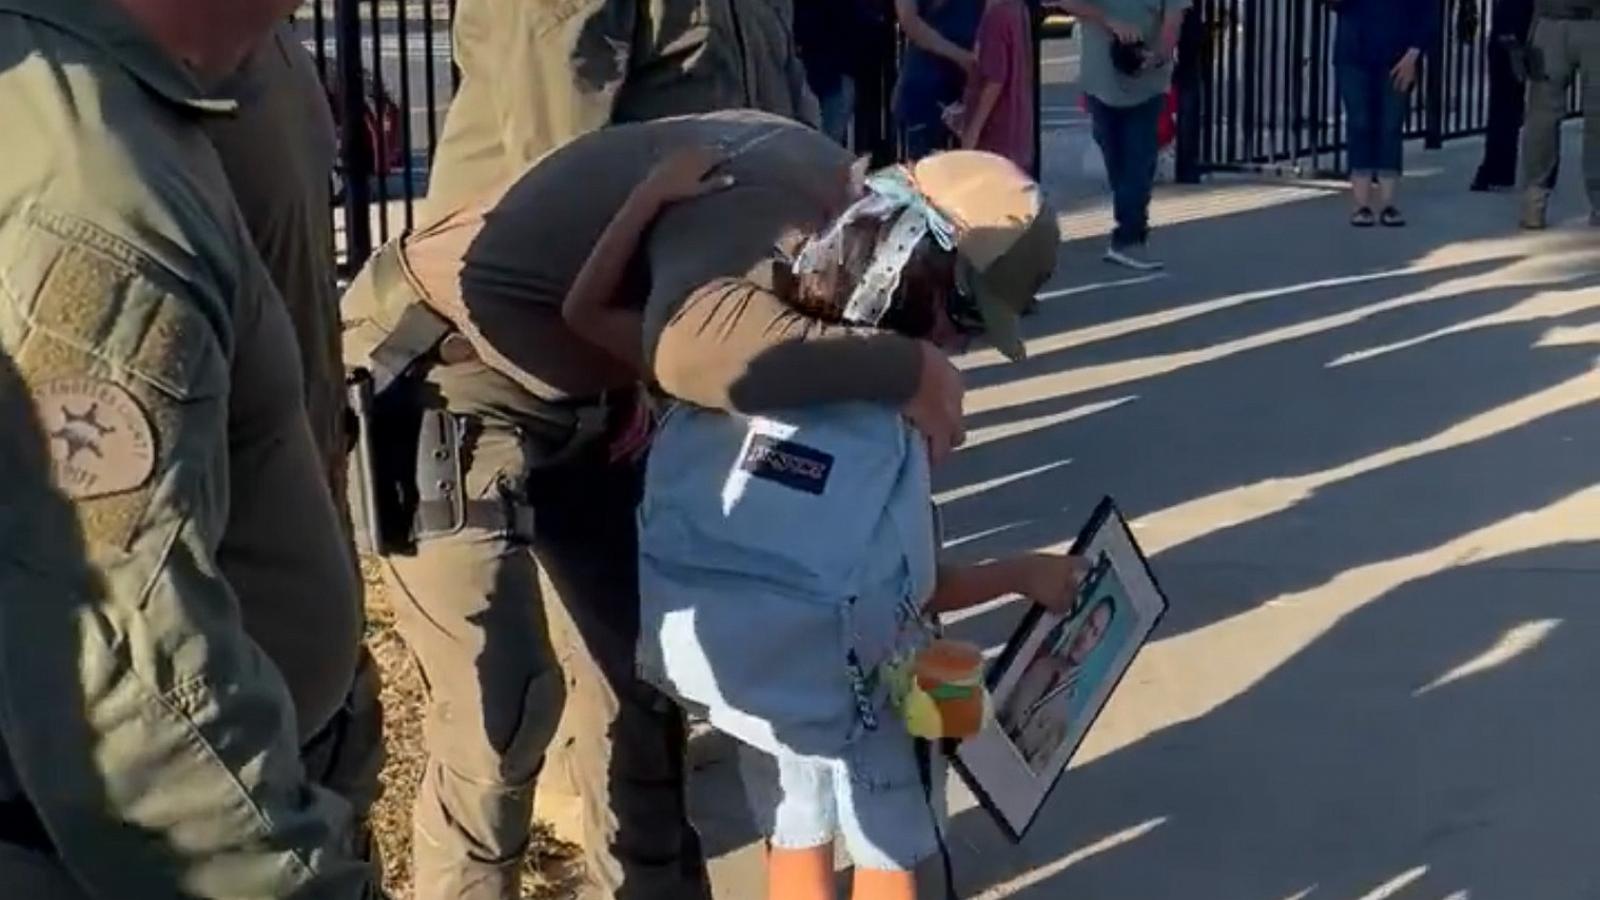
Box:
[950,536,1600,900]
[939,277,1600,648]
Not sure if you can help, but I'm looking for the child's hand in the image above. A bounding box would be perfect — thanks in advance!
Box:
[639,147,735,208]
[942,102,966,135]
[1106,19,1144,44]
[1011,553,1092,614]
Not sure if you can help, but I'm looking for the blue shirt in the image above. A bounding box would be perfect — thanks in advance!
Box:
[1333,0,1438,68]
[893,0,983,129]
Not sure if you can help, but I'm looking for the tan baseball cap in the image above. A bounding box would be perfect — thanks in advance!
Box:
[911,151,1060,361]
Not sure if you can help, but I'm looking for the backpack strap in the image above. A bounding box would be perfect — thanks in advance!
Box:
[916,738,960,900]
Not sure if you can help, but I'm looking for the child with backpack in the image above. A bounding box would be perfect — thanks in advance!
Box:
[564,137,1080,900]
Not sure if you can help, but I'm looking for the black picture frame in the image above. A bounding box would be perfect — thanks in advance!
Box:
[952,496,1171,842]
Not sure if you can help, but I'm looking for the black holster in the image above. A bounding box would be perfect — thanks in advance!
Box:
[346,367,425,557]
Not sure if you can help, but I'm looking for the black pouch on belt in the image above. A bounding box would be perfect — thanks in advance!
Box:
[413,409,467,542]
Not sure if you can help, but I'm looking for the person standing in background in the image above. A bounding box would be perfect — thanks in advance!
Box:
[1329,0,1438,228]
[1052,0,1190,271]
[1471,0,1556,192]
[1519,0,1600,229]
[203,24,386,870]
[422,0,820,220]
[951,0,1038,172]
[366,3,830,898]
[894,0,985,159]
[798,0,869,144]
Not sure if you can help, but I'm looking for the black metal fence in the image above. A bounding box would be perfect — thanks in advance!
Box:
[1189,0,1581,177]
[299,0,459,272]
[304,1,1582,270]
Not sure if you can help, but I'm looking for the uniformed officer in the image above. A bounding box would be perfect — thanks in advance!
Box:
[1520,0,1600,227]
[203,25,386,859]
[370,1,822,896]
[0,0,379,897]
[342,110,971,900]
[422,0,821,220]
[206,24,350,508]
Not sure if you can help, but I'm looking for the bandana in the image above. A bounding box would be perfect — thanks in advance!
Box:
[792,167,958,326]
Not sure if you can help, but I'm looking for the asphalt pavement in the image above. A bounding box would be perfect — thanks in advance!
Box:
[694,124,1600,899]
[307,19,1600,895]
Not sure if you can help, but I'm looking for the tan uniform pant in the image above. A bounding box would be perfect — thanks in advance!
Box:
[382,365,709,900]
[1522,16,1600,208]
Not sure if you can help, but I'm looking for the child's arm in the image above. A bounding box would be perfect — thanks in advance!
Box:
[961,80,1004,150]
[563,147,733,371]
[926,553,1088,616]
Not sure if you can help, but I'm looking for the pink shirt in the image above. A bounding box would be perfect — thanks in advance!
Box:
[963,0,1035,172]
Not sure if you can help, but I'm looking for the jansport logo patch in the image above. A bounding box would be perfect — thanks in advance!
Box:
[741,434,833,495]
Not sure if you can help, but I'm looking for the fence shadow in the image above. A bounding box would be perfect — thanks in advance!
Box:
[951,535,1600,900]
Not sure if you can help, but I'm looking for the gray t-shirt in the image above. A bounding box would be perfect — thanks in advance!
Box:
[1077,0,1191,108]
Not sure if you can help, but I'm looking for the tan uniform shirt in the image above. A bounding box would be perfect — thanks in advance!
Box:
[0,1,369,895]
[347,112,919,414]
[423,0,821,219]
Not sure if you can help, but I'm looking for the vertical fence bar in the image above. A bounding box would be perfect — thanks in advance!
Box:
[448,0,462,89]
[1280,0,1292,162]
[311,0,329,83]
[396,0,417,231]
[336,0,373,270]
[1195,0,1214,169]
[1241,0,1258,161]
[1175,1,1204,182]
[1030,0,1042,181]
[423,0,440,159]
[1326,1,1344,173]
[1225,0,1239,163]
[367,0,390,244]
[1266,0,1280,163]
[1308,0,1325,165]
[1424,0,1446,147]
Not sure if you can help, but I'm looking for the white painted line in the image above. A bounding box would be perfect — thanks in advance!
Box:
[973,817,1170,899]
[1037,274,1167,301]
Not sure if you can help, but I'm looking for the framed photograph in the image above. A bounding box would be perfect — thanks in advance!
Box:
[953,497,1169,841]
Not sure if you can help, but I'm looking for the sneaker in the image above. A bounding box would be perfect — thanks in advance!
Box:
[1350,207,1376,228]
[1520,190,1550,230]
[1379,206,1406,228]
[1104,245,1165,271]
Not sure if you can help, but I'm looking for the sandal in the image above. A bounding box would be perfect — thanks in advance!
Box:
[1379,206,1406,228]
[1350,207,1376,228]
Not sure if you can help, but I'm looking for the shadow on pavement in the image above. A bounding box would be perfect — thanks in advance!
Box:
[950,538,1600,900]
[691,131,1600,898]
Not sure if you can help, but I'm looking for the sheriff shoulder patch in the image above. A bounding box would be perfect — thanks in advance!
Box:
[741,433,833,496]
[35,377,157,500]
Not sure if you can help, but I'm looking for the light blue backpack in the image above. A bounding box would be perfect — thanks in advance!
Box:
[637,402,938,758]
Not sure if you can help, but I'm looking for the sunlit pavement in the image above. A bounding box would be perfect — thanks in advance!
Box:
[696,123,1600,900]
